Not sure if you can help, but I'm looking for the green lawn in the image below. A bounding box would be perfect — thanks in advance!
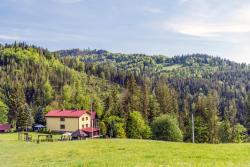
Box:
[0,133,250,167]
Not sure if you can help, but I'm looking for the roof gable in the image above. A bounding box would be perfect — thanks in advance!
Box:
[45,110,87,118]
[0,124,11,131]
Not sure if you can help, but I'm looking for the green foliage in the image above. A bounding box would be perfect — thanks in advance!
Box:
[219,99,239,143]
[57,48,250,142]
[16,103,33,129]
[1,43,250,143]
[100,121,107,136]
[43,80,53,104]
[63,84,72,109]
[0,100,8,123]
[246,93,250,131]
[92,98,104,119]
[152,114,183,142]
[105,116,126,138]
[74,81,85,109]
[218,120,232,143]
[0,44,118,130]
[232,124,247,143]
[34,107,45,125]
[194,91,220,143]
[126,111,152,139]
[192,116,209,143]
[148,95,160,125]
[155,80,178,115]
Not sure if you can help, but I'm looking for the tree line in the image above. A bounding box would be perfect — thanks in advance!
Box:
[0,43,249,143]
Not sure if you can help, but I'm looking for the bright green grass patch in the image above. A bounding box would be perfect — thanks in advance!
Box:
[163,64,183,71]
[0,133,250,167]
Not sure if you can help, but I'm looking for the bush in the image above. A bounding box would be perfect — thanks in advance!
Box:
[232,123,247,143]
[218,120,232,143]
[100,121,107,136]
[104,116,126,138]
[152,114,183,142]
[126,111,152,139]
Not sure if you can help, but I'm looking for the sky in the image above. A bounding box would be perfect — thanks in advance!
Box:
[1,0,250,63]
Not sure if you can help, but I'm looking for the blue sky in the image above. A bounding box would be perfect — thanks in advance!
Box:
[1,0,250,63]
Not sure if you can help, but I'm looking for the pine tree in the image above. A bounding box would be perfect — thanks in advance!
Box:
[109,87,120,116]
[5,83,26,128]
[155,80,178,115]
[140,80,150,121]
[246,93,250,132]
[0,99,8,123]
[62,84,72,109]
[17,103,33,130]
[34,107,45,125]
[148,94,160,125]
[43,80,53,105]
[126,111,151,139]
[205,91,220,143]
[224,99,238,142]
[74,81,85,109]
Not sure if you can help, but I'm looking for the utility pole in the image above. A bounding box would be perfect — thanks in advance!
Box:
[192,113,195,143]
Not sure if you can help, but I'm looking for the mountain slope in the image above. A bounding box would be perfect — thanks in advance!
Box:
[0,44,119,127]
[56,49,250,127]
[55,49,247,78]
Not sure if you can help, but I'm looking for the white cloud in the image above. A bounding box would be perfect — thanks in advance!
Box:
[165,22,250,37]
[160,0,250,38]
[0,34,25,40]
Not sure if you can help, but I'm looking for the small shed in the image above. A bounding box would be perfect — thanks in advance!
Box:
[0,124,11,133]
[82,127,100,137]
[71,130,88,140]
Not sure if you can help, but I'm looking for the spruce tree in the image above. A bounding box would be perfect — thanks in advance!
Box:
[140,80,150,121]
[17,103,32,130]
[0,99,8,123]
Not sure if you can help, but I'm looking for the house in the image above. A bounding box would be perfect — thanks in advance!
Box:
[45,110,99,133]
[0,124,11,133]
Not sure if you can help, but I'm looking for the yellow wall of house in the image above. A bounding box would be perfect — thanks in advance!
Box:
[79,113,91,129]
[46,117,80,132]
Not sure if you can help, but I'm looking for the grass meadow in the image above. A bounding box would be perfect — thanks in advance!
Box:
[0,133,249,167]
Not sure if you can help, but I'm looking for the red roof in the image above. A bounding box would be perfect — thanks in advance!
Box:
[82,127,100,133]
[45,110,97,119]
[0,124,11,131]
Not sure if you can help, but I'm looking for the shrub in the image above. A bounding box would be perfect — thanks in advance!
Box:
[232,123,247,143]
[152,114,183,142]
[104,116,126,138]
[126,111,152,139]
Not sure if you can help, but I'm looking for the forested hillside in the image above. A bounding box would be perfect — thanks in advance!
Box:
[0,43,118,129]
[0,43,249,144]
[57,48,250,142]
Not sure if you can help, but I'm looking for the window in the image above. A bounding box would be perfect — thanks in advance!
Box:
[82,117,84,121]
[86,117,88,120]
[82,124,84,128]
[86,124,88,128]
[60,124,65,129]
[60,117,65,121]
